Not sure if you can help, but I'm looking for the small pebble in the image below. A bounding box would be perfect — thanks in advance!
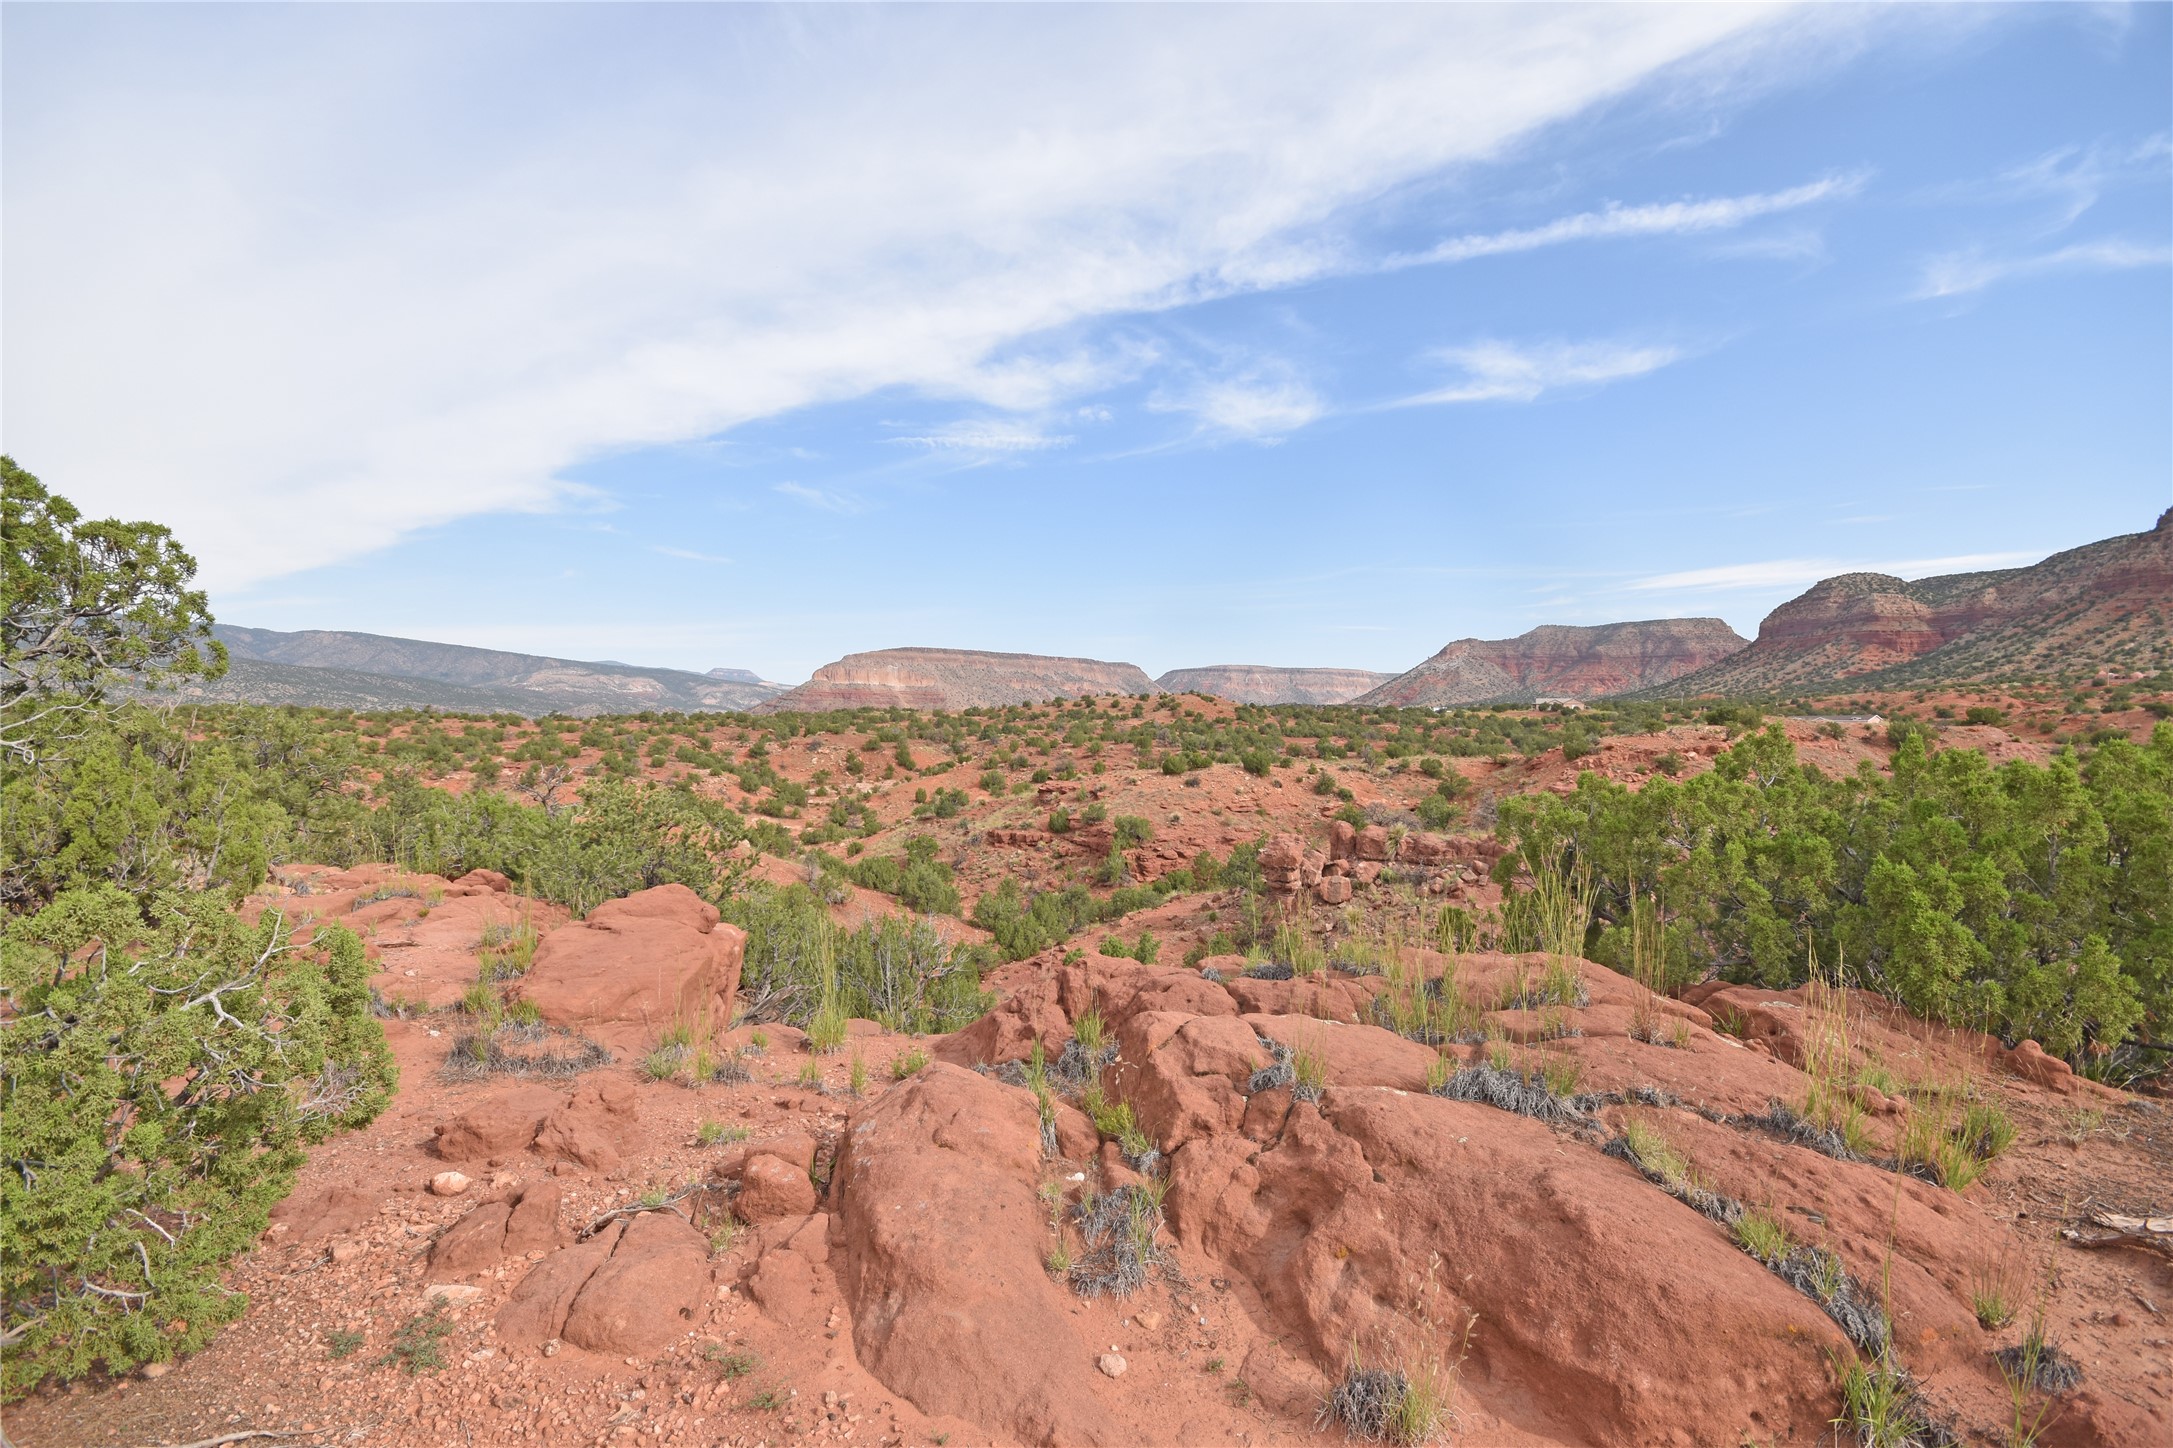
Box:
[1097,1353,1127,1379]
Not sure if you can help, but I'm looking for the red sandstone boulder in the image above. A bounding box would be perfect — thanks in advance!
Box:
[430,1178,567,1278]
[428,1202,512,1278]
[1326,819,1356,860]
[455,868,512,894]
[432,1085,562,1162]
[559,1211,711,1354]
[532,1076,640,1171]
[831,1065,1122,1445]
[517,884,745,1047]
[498,1221,625,1347]
[1168,1090,1849,1446]
[269,1184,383,1242]
[737,1154,819,1220]
[1316,876,1352,905]
[1354,824,1390,861]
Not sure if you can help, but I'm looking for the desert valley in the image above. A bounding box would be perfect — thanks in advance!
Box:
[7,7,2172,1448]
[6,471,2171,1448]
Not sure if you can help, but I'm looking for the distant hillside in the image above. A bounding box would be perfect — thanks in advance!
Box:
[1356,620,1748,707]
[761,648,1158,712]
[1156,665,1394,705]
[196,626,787,716]
[1646,510,2173,697]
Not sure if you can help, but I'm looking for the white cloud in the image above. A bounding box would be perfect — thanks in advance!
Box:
[653,545,732,564]
[1928,133,2172,232]
[1630,550,2041,593]
[1150,363,1325,440]
[773,483,863,516]
[1393,340,1684,407]
[891,420,1075,453]
[1390,174,1866,269]
[3,4,1823,587]
[1916,238,2172,298]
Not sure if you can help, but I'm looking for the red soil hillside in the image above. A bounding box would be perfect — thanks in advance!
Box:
[1356,619,1748,707]
[761,647,1159,712]
[1155,665,1395,705]
[1651,509,2173,696]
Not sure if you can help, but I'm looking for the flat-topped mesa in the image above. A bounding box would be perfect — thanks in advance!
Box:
[1155,665,1396,706]
[1355,619,1748,708]
[759,647,1159,712]
[1648,509,2173,696]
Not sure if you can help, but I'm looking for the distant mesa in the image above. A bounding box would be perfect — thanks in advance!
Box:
[705,666,773,686]
[182,626,787,716]
[1647,509,2172,697]
[1155,665,1395,706]
[760,647,1158,713]
[1356,619,1748,708]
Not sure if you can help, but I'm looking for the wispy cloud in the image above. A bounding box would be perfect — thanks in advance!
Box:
[1391,339,1683,407]
[1928,133,2171,232]
[4,3,1806,586]
[773,482,864,515]
[1630,550,2040,594]
[1916,238,2172,298]
[1390,174,1866,269]
[1151,366,1325,440]
[891,419,1075,452]
[653,545,733,564]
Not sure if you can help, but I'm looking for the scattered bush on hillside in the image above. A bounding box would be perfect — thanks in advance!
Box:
[1497,722,2170,1056]
[721,882,990,1033]
[0,893,395,1394]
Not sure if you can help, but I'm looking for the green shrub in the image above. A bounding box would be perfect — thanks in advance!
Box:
[1,893,396,1395]
[1112,815,1154,849]
[721,883,990,1033]
[1498,723,2170,1057]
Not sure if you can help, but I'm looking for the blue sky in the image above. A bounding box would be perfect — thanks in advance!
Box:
[5,3,2167,683]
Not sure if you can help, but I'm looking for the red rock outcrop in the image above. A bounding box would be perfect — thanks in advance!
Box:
[830,1064,1125,1445]
[516,883,743,1048]
[1357,619,1747,706]
[1651,508,2173,694]
[1154,665,1395,705]
[760,647,1158,713]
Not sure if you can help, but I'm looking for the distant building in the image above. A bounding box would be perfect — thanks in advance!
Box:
[1533,697,1587,710]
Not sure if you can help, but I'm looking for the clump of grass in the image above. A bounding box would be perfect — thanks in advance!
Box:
[847,1051,869,1097]
[326,1329,365,1359]
[1834,1353,1924,1448]
[1291,1041,1328,1104]
[697,1119,749,1147]
[1072,1009,1106,1056]
[891,1047,929,1080]
[1620,1117,1691,1189]
[1800,953,1873,1157]
[1733,1207,1794,1265]
[478,918,540,979]
[702,1343,758,1378]
[441,1023,609,1081]
[1899,1077,2015,1191]
[376,1299,455,1375]
[644,1044,687,1081]
[797,1060,824,1090]
[1432,1061,1585,1126]
[1067,1183,1165,1299]
[1538,1051,1583,1098]
[708,1220,741,1256]
[1969,1252,2021,1330]
[1995,1306,2080,1446]
[1272,922,1327,976]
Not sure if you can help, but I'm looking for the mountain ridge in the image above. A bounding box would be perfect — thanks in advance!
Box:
[1355,619,1749,707]
[1642,510,2172,697]
[201,626,787,715]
